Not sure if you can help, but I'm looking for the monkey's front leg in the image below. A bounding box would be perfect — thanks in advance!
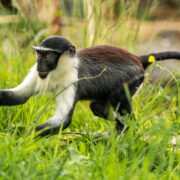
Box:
[0,65,38,106]
[0,90,29,105]
[35,86,76,138]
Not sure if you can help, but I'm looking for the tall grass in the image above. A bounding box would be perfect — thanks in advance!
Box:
[0,0,179,179]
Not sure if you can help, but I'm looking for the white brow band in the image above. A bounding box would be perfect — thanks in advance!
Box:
[32,46,61,53]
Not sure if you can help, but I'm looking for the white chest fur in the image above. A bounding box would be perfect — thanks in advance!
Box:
[35,54,79,94]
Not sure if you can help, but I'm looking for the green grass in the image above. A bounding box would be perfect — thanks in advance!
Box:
[0,1,180,179]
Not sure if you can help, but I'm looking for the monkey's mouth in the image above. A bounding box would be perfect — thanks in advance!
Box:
[38,72,49,79]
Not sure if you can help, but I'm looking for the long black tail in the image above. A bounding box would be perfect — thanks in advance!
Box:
[139,51,180,70]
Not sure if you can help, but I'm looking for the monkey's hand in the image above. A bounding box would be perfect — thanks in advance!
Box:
[34,114,73,138]
[0,90,13,105]
[0,90,28,106]
[34,121,62,139]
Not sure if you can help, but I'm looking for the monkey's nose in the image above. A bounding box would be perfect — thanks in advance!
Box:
[38,72,48,79]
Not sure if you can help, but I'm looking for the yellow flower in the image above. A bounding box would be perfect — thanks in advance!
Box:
[148,55,155,63]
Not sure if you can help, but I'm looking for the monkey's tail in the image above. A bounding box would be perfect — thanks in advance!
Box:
[138,51,180,70]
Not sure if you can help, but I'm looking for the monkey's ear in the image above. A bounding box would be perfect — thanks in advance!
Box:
[68,46,76,57]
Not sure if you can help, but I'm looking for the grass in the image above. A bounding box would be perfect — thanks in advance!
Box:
[0,1,180,179]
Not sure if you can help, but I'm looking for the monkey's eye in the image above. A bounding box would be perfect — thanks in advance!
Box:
[37,53,41,59]
[45,54,51,59]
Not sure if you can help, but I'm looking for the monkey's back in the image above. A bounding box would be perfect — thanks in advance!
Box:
[76,45,144,100]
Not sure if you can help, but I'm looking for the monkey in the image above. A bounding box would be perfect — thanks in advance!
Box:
[0,35,180,138]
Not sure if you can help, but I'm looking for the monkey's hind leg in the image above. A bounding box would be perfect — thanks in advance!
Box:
[112,77,144,134]
[90,99,132,134]
[110,94,133,134]
[90,100,111,119]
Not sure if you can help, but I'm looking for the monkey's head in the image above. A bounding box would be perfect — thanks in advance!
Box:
[33,36,76,79]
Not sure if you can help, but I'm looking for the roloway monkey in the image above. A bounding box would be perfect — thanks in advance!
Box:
[0,36,180,137]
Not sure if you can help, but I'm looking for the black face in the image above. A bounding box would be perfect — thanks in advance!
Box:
[36,50,60,79]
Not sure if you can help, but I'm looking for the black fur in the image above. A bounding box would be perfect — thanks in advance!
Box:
[40,36,74,54]
[75,47,144,133]
[0,90,28,105]
[139,51,180,69]
[36,50,60,79]
[76,49,144,100]
[90,100,110,119]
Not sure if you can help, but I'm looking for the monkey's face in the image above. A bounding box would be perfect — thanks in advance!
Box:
[36,51,60,79]
[33,36,76,79]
